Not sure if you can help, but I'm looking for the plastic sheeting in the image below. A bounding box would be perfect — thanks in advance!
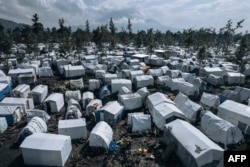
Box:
[134,75,154,89]
[118,93,142,110]
[27,109,50,123]
[152,102,186,130]
[88,79,101,91]
[65,90,81,103]
[70,78,84,89]
[174,92,202,122]
[44,93,64,113]
[21,133,72,167]
[163,119,224,167]
[111,79,132,93]
[0,83,11,101]
[200,92,220,109]
[11,84,30,98]
[17,117,47,143]
[89,121,113,148]
[30,84,48,104]
[201,111,243,149]
[58,118,87,140]
[38,67,53,77]
[131,114,151,133]
[218,100,250,134]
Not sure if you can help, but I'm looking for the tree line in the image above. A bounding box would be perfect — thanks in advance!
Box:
[0,13,250,64]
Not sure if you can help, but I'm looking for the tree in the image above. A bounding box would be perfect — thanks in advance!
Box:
[109,17,116,49]
[147,28,155,54]
[218,19,244,55]
[197,45,207,65]
[127,18,132,43]
[85,20,91,44]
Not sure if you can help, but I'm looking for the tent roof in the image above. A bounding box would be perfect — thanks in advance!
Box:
[165,119,224,164]
[101,101,124,114]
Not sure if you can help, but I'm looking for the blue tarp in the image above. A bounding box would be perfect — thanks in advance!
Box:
[98,85,111,99]
[0,83,12,101]
[109,140,117,151]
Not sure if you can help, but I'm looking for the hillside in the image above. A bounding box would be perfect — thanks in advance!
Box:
[0,18,25,30]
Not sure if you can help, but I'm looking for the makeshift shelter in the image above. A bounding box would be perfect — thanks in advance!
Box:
[20,133,72,167]
[18,73,36,85]
[200,92,220,110]
[0,117,8,133]
[95,101,123,125]
[131,114,151,133]
[147,92,174,115]
[233,86,250,103]
[63,64,85,78]
[0,106,23,125]
[104,73,118,85]
[95,70,106,79]
[82,91,94,109]
[136,87,150,103]
[17,117,47,143]
[69,78,84,90]
[220,89,240,103]
[0,83,11,101]
[207,74,223,86]
[38,66,53,77]
[199,67,225,77]
[163,119,224,167]
[118,93,142,110]
[58,118,87,140]
[152,102,186,130]
[218,100,250,134]
[26,109,50,123]
[11,84,30,98]
[65,100,82,119]
[156,76,172,86]
[86,99,102,116]
[89,121,113,149]
[201,111,243,149]
[65,90,81,103]
[174,92,203,123]
[170,78,199,96]
[118,86,131,96]
[88,79,101,91]
[134,75,154,89]
[129,70,144,81]
[146,69,163,78]
[0,97,34,114]
[30,84,48,104]
[98,85,111,99]
[127,112,144,125]
[224,72,245,85]
[44,93,64,113]
[111,79,132,93]
[165,70,181,78]
[8,68,36,84]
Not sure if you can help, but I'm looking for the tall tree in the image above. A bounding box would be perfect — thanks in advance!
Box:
[85,20,91,44]
[127,18,132,44]
[197,45,207,65]
[109,17,116,49]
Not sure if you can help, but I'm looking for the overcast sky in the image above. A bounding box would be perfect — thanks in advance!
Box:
[0,0,249,32]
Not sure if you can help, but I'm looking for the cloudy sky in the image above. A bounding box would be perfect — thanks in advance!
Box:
[0,0,249,32]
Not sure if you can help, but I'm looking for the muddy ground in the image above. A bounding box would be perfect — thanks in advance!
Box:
[0,69,185,167]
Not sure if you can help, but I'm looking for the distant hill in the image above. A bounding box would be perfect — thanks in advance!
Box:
[0,18,26,30]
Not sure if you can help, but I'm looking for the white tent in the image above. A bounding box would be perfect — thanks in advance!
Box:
[20,133,72,167]
[11,84,30,98]
[118,93,142,110]
[146,68,163,78]
[147,92,175,115]
[127,112,144,125]
[104,73,118,85]
[174,92,203,123]
[63,64,85,78]
[38,66,53,77]
[26,109,50,123]
[218,100,250,134]
[129,70,144,81]
[86,99,102,116]
[0,106,23,125]
[111,79,132,93]
[70,78,84,89]
[30,84,48,104]
[82,91,94,109]
[100,101,124,125]
[17,117,47,143]
[131,114,151,133]
[65,90,81,103]
[88,79,101,91]
[136,87,150,102]
[225,72,245,85]
[233,86,250,103]
[163,119,224,167]
[89,121,113,148]
[207,74,223,86]
[201,111,243,149]
[44,93,64,113]
[152,102,186,130]
[134,75,154,89]
[200,92,220,109]
[58,118,87,140]
[155,75,171,86]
